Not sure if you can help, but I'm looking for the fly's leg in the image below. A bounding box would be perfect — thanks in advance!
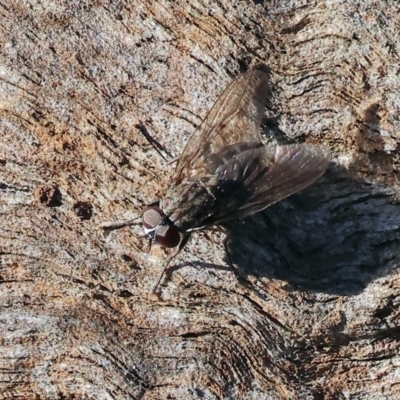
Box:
[101,217,141,232]
[153,233,191,293]
[222,223,250,286]
[197,179,216,200]
[166,156,179,165]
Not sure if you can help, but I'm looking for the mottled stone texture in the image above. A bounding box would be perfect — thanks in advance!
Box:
[1,1,400,399]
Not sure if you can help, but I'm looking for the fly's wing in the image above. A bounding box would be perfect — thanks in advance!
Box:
[208,143,330,224]
[163,69,330,231]
[174,69,270,182]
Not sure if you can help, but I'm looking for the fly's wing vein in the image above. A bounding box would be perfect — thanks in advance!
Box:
[174,70,270,181]
[164,69,330,232]
[208,144,331,224]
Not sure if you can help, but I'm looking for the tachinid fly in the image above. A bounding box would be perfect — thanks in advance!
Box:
[140,68,331,290]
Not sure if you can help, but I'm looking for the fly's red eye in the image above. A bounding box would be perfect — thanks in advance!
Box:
[155,224,181,248]
[142,207,180,248]
[142,207,163,230]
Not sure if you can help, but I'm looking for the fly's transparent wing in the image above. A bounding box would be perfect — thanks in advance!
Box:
[162,69,330,233]
[209,143,331,224]
[174,69,270,182]
[163,141,330,231]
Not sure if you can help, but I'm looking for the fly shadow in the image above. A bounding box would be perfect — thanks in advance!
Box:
[218,87,400,296]
[224,164,399,296]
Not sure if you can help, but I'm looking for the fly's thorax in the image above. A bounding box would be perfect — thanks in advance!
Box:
[141,206,181,248]
[160,176,220,232]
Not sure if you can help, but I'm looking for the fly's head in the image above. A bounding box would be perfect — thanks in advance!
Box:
[141,206,181,248]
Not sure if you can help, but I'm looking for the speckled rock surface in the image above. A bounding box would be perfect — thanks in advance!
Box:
[1,1,400,399]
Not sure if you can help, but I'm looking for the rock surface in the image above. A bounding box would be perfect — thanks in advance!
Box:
[1,1,400,399]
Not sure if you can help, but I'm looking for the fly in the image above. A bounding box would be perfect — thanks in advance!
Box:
[140,68,331,291]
